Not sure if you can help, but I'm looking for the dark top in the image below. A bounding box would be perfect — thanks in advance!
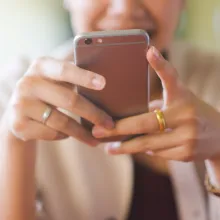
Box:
[127,160,179,220]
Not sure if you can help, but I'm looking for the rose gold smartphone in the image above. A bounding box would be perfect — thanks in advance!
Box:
[73,29,150,142]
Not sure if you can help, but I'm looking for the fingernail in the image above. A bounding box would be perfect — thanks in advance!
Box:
[92,74,105,90]
[103,118,115,129]
[92,126,106,137]
[146,151,154,156]
[152,47,161,60]
[105,142,121,153]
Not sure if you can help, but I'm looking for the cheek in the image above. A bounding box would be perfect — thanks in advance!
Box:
[145,0,181,29]
[158,9,180,45]
[144,0,181,48]
[160,6,181,33]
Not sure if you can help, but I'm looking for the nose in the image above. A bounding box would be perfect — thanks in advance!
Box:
[108,0,145,20]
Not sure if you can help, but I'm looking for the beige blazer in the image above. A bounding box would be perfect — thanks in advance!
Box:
[0,40,220,220]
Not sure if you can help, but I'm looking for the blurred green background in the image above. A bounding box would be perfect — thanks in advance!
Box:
[184,0,220,51]
[0,0,219,66]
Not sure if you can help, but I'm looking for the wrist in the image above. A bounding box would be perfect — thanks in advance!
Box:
[0,115,37,220]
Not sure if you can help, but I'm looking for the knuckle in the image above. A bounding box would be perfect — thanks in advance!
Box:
[67,92,80,109]
[51,132,60,141]
[185,135,197,148]
[28,57,47,74]
[182,133,197,150]
[91,111,107,125]
[182,122,198,147]
[71,127,84,139]
[33,57,47,67]
[21,134,30,142]
[180,147,194,162]
[56,116,70,130]
[180,104,199,131]
[90,114,101,125]
[180,154,194,162]
[12,118,28,134]
[58,61,68,79]
[180,156,191,163]
[15,78,26,92]
[15,76,36,93]
[11,97,26,112]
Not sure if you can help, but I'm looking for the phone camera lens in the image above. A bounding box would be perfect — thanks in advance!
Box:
[84,38,93,45]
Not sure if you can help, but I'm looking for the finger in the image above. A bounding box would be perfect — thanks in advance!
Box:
[104,130,182,155]
[16,98,100,146]
[10,116,67,141]
[16,77,114,129]
[149,99,164,112]
[92,108,176,138]
[100,115,197,157]
[92,100,196,138]
[147,46,182,104]
[149,145,195,162]
[27,57,106,90]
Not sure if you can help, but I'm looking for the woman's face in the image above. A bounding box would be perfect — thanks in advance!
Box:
[66,0,183,51]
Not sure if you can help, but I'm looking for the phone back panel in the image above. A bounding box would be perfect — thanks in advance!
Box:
[74,30,150,141]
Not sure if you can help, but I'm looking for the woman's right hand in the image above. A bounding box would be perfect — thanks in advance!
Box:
[5,57,114,146]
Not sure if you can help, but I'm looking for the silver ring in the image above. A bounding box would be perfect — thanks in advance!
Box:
[42,106,52,124]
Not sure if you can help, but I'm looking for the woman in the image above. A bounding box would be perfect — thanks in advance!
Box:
[0,0,220,220]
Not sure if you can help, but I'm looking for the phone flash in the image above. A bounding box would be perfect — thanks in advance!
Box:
[97,38,103,43]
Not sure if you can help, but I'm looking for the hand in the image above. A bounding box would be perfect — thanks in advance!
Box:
[92,46,220,161]
[5,57,115,146]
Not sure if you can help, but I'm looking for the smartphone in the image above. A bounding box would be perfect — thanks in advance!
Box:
[73,29,150,142]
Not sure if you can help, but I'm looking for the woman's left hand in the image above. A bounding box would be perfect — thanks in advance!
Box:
[92,46,220,162]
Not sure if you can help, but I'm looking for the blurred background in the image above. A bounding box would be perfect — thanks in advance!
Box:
[0,0,219,66]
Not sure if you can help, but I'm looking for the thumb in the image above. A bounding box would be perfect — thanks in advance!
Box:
[147,46,183,106]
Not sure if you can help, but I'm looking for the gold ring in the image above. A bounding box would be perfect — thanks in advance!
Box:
[154,109,166,132]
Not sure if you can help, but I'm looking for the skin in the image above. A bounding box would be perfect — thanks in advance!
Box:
[93,47,220,162]
[1,0,220,219]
